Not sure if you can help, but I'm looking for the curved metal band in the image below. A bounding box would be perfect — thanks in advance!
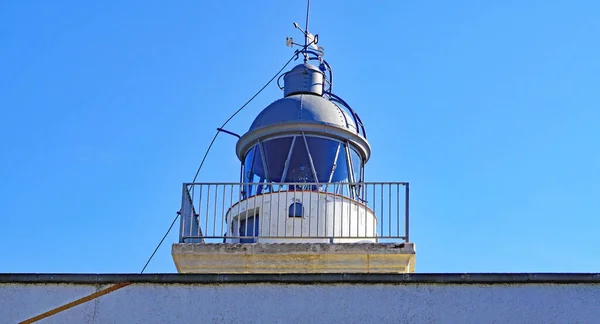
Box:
[236,122,371,163]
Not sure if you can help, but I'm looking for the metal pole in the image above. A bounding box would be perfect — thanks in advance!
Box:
[405,183,410,242]
[213,184,219,239]
[388,183,398,237]
[179,184,187,243]
[305,0,311,53]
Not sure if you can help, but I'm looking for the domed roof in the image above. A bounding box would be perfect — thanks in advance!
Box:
[237,93,370,162]
[249,94,357,132]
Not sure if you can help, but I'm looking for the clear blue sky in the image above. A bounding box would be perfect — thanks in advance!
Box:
[1,0,599,273]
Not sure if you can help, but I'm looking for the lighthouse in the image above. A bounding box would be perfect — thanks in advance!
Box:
[172,16,415,273]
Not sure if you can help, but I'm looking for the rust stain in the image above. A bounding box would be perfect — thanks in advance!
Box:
[19,282,130,324]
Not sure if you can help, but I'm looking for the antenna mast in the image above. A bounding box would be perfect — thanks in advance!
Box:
[304,0,311,58]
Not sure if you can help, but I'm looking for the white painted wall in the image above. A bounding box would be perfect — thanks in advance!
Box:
[227,191,377,243]
[4,282,600,323]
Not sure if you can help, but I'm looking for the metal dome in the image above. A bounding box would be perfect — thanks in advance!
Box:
[236,93,370,162]
[249,94,357,132]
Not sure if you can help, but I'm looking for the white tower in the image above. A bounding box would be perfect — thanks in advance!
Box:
[173,15,415,273]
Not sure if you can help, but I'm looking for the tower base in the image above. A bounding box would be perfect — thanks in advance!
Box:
[172,243,415,274]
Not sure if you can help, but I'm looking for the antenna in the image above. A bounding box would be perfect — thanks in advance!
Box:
[287,0,322,58]
[305,0,311,52]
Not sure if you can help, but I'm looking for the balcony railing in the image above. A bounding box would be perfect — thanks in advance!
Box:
[179,182,409,244]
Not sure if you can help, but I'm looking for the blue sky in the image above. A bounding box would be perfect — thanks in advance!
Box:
[1,0,599,273]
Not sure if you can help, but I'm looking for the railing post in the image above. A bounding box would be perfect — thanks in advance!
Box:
[404,182,410,242]
[179,183,187,243]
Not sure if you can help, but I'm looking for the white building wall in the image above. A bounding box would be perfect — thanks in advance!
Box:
[227,191,377,243]
[4,281,600,323]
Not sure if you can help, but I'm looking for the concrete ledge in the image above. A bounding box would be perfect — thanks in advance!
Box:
[172,243,416,274]
[2,273,600,284]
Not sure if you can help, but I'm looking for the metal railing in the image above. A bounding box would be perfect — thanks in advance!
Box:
[179,182,409,244]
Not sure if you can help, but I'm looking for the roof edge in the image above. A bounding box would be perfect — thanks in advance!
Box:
[2,273,600,284]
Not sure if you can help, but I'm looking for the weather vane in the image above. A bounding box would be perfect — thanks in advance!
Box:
[286,0,325,61]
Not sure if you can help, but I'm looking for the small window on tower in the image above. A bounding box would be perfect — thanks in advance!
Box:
[289,202,303,217]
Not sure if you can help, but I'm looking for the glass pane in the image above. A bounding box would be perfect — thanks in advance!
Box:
[262,137,294,181]
[350,147,362,183]
[244,144,267,179]
[242,136,361,189]
[243,145,266,197]
[305,136,349,183]
[288,202,303,217]
[243,146,257,182]
[254,146,266,181]
[286,137,315,183]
